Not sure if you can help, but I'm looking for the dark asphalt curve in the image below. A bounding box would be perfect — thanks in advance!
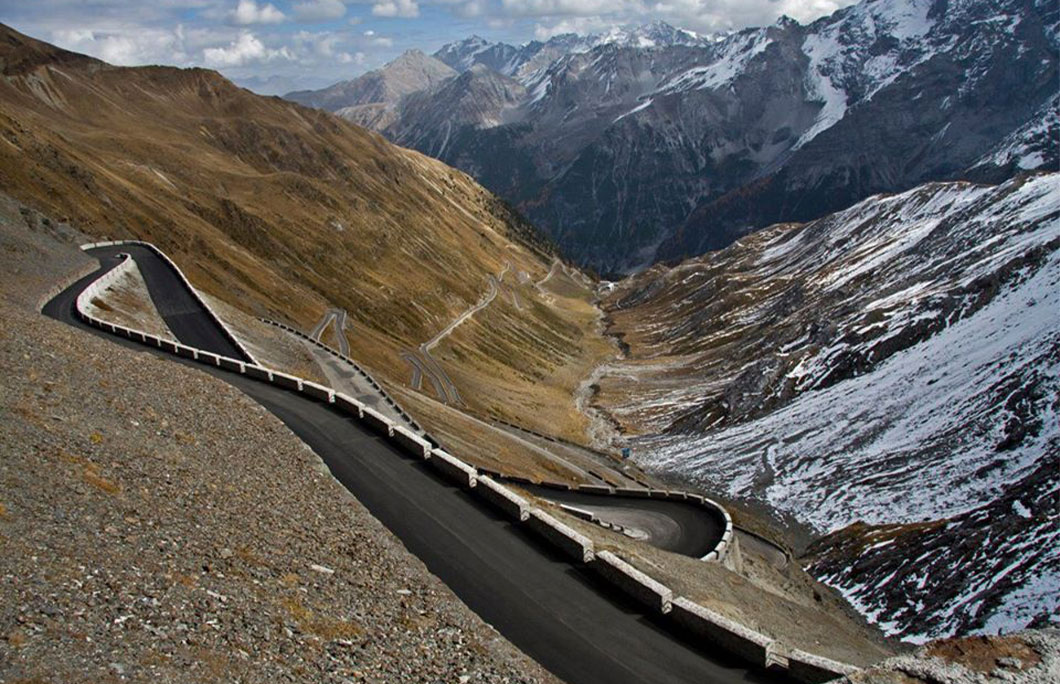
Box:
[522,485,724,558]
[44,246,782,684]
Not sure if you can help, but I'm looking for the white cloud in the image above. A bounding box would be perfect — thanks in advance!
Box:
[455,0,488,18]
[371,0,419,18]
[293,0,348,21]
[499,0,627,18]
[533,15,616,39]
[231,0,286,25]
[203,31,291,66]
[51,26,192,66]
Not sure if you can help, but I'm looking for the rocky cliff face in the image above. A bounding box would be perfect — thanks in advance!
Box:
[295,0,1057,274]
[284,50,456,129]
[592,172,1059,640]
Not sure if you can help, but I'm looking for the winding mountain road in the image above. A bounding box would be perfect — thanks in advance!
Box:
[310,307,350,356]
[44,245,779,684]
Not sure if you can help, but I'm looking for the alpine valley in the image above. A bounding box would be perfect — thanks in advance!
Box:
[0,0,1056,678]
[283,0,1059,644]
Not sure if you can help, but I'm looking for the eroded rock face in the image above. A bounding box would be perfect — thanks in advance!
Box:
[840,629,1060,684]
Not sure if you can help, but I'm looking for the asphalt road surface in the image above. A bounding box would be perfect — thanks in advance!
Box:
[522,485,724,558]
[44,245,782,684]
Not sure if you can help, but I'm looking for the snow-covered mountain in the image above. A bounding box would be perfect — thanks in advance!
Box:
[303,0,1056,274]
[593,172,1060,640]
[432,21,706,80]
[970,93,1060,181]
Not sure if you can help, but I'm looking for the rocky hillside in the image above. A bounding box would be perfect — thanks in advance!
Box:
[289,0,1058,273]
[0,24,610,443]
[591,172,1059,640]
[840,629,1060,683]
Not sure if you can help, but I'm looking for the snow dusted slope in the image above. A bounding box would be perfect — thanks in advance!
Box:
[970,94,1060,177]
[596,173,1059,639]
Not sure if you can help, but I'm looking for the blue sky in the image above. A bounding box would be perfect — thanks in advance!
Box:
[0,0,854,94]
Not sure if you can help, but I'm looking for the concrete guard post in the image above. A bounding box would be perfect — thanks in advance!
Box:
[198,351,221,366]
[614,487,653,498]
[361,406,394,437]
[243,364,272,382]
[525,509,595,563]
[591,550,673,614]
[428,449,478,488]
[474,476,531,521]
[787,649,860,684]
[218,357,245,373]
[300,380,335,404]
[175,344,198,360]
[333,393,365,419]
[270,371,302,392]
[669,597,774,668]
[390,425,431,459]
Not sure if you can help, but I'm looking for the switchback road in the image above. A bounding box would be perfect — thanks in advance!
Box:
[44,245,778,684]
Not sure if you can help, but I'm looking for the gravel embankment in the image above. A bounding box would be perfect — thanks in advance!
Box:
[0,198,555,683]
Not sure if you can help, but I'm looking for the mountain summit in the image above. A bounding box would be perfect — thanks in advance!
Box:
[285,49,456,129]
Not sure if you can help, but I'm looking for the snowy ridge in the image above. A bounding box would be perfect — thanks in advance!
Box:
[656,29,771,95]
[796,0,937,148]
[596,173,1060,639]
[368,0,1055,273]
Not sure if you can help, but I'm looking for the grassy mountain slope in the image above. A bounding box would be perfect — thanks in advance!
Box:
[0,24,607,441]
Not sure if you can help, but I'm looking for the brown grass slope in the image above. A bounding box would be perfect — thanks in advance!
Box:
[0,24,606,440]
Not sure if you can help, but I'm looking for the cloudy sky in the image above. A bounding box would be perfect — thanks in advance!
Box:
[0,0,854,94]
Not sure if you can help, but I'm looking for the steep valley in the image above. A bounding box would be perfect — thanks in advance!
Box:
[592,172,1060,641]
[286,0,1059,274]
[2,15,1057,679]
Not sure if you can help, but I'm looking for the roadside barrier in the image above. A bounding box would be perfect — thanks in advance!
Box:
[259,317,432,439]
[669,597,776,667]
[391,424,431,458]
[591,550,672,614]
[66,242,860,683]
[525,509,595,563]
[787,649,860,684]
[473,475,530,521]
[428,448,478,488]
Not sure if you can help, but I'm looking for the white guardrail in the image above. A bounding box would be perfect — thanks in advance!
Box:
[79,241,258,365]
[69,241,857,684]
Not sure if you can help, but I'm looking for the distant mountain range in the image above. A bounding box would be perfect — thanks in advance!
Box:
[285,0,1059,274]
